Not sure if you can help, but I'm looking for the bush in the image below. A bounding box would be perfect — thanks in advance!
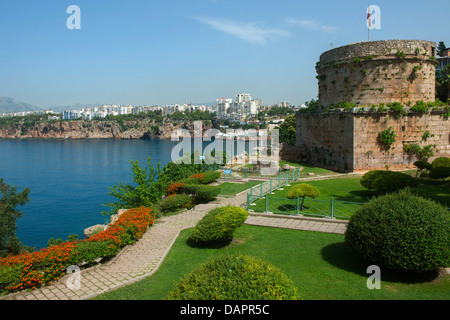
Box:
[360,170,385,189]
[286,183,320,210]
[431,157,450,168]
[166,182,186,196]
[0,206,155,293]
[360,170,418,193]
[196,171,221,184]
[189,206,249,244]
[345,190,450,273]
[167,254,300,300]
[429,166,450,182]
[179,184,220,203]
[159,194,192,213]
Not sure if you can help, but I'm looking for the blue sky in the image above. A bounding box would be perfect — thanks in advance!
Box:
[0,0,449,108]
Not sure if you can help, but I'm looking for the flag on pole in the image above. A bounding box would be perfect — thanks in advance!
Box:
[367,6,372,29]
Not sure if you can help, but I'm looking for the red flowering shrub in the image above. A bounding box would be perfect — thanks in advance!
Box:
[0,206,155,293]
[166,182,186,195]
[190,173,205,183]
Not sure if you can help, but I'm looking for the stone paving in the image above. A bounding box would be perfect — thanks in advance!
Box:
[1,188,348,301]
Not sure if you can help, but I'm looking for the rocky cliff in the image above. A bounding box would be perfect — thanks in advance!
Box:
[0,119,213,140]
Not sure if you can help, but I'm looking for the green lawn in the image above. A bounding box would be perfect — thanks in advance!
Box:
[251,176,450,217]
[278,160,339,176]
[93,225,449,300]
[219,180,262,196]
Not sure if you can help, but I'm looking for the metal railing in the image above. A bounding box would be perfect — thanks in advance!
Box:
[246,168,302,205]
[249,195,364,220]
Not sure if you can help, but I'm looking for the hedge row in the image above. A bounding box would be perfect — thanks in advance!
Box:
[161,171,221,214]
[360,170,418,193]
[0,206,155,293]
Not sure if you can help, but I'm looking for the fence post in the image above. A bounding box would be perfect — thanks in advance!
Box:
[296,196,300,216]
[249,187,253,203]
[244,168,248,178]
[260,183,263,199]
[270,180,273,194]
[247,192,250,210]
[265,195,269,213]
[330,197,335,219]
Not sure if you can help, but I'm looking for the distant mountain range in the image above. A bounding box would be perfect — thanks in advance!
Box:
[0,97,42,113]
[0,96,218,114]
[0,97,106,114]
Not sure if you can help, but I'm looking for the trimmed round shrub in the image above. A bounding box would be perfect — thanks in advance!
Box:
[345,190,450,273]
[159,194,192,213]
[414,160,432,171]
[360,170,418,193]
[287,183,320,200]
[360,170,385,189]
[166,254,300,300]
[431,156,450,168]
[189,206,248,243]
[429,166,450,182]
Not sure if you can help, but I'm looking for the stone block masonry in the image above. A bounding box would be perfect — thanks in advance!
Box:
[317,40,437,107]
[296,109,449,172]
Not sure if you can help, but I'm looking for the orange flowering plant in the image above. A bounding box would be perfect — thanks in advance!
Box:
[166,182,186,196]
[0,206,155,294]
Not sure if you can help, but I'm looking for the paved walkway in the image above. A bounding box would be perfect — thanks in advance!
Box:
[1,189,347,301]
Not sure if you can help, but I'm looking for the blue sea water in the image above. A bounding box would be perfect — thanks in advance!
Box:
[0,139,181,249]
[0,138,251,250]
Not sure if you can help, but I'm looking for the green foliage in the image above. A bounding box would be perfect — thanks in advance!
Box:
[179,184,220,203]
[387,102,405,118]
[431,157,450,168]
[378,127,396,148]
[103,157,163,215]
[200,171,222,184]
[429,166,450,182]
[0,179,31,257]
[410,101,429,115]
[0,264,23,293]
[287,184,320,211]
[159,194,192,214]
[414,160,432,179]
[74,240,120,263]
[188,206,249,244]
[345,190,450,273]
[360,170,418,193]
[403,143,436,160]
[287,184,320,199]
[353,57,362,64]
[167,254,300,300]
[396,50,407,60]
[277,114,296,146]
[360,170,386,190]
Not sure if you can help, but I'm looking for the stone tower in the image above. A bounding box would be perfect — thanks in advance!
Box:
[316,40,437,107]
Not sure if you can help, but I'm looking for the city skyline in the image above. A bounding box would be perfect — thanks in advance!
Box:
[1,0,449,108]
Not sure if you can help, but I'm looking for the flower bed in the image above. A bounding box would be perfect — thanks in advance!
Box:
[0,206,155,294]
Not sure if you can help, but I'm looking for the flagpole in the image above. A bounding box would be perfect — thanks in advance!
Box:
[367,4,370,41]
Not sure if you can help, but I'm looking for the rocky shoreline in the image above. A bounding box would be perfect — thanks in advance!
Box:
[0,119,213,140]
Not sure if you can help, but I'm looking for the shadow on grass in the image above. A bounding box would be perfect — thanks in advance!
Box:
[321,242,441,284]
[185,237,233,249]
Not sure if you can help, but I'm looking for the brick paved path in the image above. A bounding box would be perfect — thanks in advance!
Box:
[1,189,347,300]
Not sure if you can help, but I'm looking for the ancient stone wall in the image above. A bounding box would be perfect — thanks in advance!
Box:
[296,110,450,172]
[295,111,355,172]
[317,40,437,107]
